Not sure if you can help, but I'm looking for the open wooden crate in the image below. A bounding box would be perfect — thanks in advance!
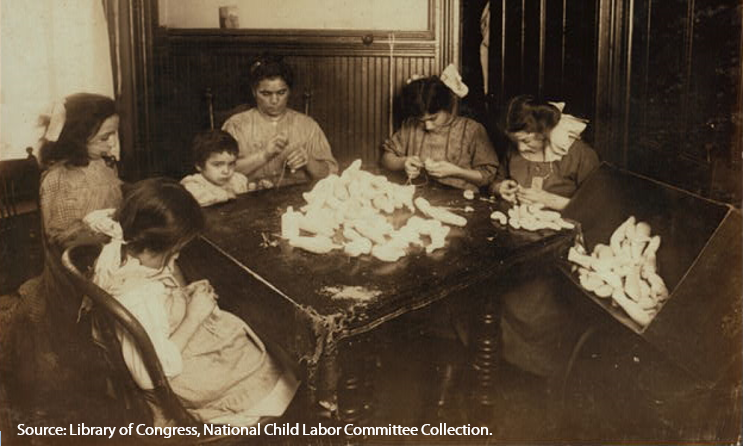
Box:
[559,163,741,385]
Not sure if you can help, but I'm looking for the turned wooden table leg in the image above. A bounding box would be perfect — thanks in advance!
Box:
[337,335,376,427]
[470,292,500,415]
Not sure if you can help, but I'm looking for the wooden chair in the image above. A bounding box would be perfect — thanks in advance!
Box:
[0,149,42,292]
[61,243,310,445]
[61,243,198,429]
[0,148,40,219]
[205,88,313,130]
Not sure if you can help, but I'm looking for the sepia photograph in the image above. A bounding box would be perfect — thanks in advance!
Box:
[1,0,741,444]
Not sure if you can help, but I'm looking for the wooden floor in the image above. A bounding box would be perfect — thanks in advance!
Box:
[0,212,740,445]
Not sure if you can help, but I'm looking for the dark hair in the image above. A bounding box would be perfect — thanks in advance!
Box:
[402,76,454,118]
[505,95,561,136]
[39,93,117,168]
[192,130,239,168]
[116,178,204,256]
[249,54,294,90]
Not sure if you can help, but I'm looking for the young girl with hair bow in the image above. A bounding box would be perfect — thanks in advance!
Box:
[88,178,299,426]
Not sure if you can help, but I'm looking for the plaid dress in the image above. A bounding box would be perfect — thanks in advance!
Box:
[40,159,123,247]
[17,159,123,384]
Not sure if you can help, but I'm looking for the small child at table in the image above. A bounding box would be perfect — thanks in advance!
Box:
[181,130,251,206]
[92,178,299,426]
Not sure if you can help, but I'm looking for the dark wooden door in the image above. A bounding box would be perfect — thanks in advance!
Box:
[486,0,599,134]
[626,0,741,204]
[485,0,741,205]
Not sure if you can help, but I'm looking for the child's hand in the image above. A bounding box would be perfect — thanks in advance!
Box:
[424,160,460,178]
[266,132,289,159]
[286,147,308,172]
[185,279,212,296]
[186,288,218,323]
[404,156,423,179]
[516,187,569,210]
[498,180,519,203]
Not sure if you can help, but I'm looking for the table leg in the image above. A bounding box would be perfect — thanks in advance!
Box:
[469,292,500,418]
[337,335,376,427]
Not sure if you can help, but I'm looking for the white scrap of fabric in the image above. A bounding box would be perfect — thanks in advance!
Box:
[320,286,382,302]
[84,208,122,240]
[480,1,491,94]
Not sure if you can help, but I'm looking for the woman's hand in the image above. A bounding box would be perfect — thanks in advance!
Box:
[424,160,461,179]
[265,133,289,159]
[404,156,424,179]
[496,180,519,204]
[516,187,570,210]
[286,146,308,172]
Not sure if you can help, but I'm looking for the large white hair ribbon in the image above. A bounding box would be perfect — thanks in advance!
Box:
[405,64,469,99]
[44,101,67,142]
[440,64,469,98]
[545,102,588,161]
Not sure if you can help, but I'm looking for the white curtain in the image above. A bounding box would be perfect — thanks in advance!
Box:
[480,1,490,95]
[0,0,114,160]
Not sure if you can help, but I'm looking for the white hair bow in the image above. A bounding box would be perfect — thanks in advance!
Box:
[439,64,469,98]
[44,101,67,142]
[405,64,469,98]
[544,102,588,161]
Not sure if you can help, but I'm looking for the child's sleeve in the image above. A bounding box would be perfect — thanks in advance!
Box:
[469,122,499,186]
[231,172,250,194]
[381,119,413,158]
[116,281,184,390]
[181,175,230,207]
[573,140,600,187]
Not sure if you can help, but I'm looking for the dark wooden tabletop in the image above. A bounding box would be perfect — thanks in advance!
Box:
[196,181,574,330]
[179,177,577,380]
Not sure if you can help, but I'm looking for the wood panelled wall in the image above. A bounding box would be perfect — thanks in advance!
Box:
[149,0,459,178]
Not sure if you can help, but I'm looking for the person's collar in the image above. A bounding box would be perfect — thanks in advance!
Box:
[257,108,287,124]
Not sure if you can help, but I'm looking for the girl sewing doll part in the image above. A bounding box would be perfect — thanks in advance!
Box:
[490,95,600,379]
[491,95,599,210]
[90,178,299,426]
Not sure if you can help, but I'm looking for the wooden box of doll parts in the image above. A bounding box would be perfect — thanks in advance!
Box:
[559,163,741,385]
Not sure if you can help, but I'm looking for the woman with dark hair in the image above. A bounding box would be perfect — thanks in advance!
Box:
[91,178,299,426]
[222,54,338,187]
[490,95,599,210]
[381,76,498,191]
[490,95,599,379]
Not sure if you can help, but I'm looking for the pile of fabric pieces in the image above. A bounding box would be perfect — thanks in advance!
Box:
[490,203,575,231]
[281,160,466,262]
[567,216,669,328]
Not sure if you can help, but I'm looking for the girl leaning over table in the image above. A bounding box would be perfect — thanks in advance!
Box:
[88,178,299,426]
[491,95,599,379]
[381,66,499,192]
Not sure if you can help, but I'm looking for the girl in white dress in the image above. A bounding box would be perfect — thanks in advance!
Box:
[92,178,299,426]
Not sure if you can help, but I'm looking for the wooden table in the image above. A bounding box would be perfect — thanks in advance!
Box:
[178,179,577,422]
